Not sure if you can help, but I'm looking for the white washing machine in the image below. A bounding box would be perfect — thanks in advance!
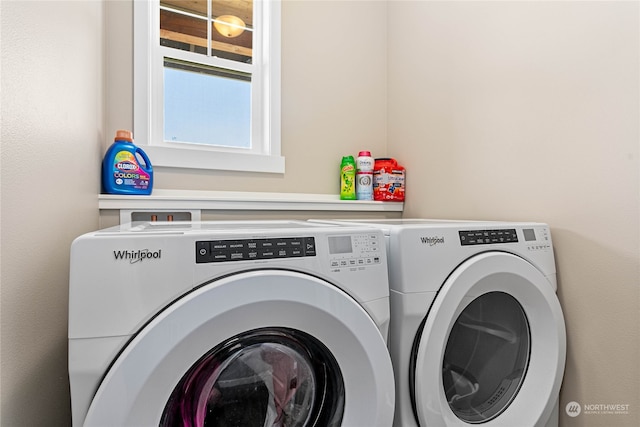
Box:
[68,220,395,426]
[310,219,566,427]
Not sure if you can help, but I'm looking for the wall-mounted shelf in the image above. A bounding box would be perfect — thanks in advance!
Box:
[99,189,404,212]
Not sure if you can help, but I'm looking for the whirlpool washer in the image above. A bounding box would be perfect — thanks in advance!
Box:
[68,220,395,426]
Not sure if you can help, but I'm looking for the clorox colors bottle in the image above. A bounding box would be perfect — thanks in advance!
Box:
[102,130,153,195]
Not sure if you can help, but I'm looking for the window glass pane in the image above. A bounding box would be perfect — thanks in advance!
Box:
[164,60,251,148]
[211,0,253,63]
[160,1,208,55]
[159,0,253,63]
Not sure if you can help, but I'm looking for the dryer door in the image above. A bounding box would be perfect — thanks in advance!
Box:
[413,252,565,426]
[82,270,394,427]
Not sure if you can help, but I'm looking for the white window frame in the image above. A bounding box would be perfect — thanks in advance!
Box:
[133,0,284,173]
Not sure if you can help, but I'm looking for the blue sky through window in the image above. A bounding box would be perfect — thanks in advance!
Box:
[164,67,251,148]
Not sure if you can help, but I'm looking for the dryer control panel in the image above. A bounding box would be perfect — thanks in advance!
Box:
[196,237,316,263]
[458,227,552,252]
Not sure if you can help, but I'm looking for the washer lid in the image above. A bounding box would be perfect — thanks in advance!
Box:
[413,252,566,426]
[82,270,394,426]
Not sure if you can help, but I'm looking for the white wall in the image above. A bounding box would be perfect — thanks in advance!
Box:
[388,1,639,426]
[0,0,104,424]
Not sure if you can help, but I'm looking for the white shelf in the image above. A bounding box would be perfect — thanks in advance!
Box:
[99,189,404,212]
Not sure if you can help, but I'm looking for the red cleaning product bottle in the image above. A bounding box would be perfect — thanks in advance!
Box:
[373,158,405,201]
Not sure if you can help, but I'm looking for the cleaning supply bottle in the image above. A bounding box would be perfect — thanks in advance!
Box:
[340,155,356,200]
[373,158,405,201]
[102,130,153,195]
[356,150,374,200]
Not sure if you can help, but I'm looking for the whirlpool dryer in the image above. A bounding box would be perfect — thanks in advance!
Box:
[68,220,395,426]
[310,219,566,427]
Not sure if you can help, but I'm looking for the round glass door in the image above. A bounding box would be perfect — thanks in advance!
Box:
[442,292,530,423]
[161,327,344,427]
[412,252,565,427]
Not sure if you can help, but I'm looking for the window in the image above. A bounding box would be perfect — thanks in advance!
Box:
[134,0,283,173]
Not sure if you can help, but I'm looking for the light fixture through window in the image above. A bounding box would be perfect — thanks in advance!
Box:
[214,15,246,38]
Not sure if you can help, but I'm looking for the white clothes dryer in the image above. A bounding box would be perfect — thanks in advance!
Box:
[68,220,395,427]
[310,219,566,427]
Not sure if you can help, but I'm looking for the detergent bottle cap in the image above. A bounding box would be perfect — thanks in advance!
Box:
[115,130,134,142]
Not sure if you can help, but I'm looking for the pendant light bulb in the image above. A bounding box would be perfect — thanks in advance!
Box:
[214,15,246,38]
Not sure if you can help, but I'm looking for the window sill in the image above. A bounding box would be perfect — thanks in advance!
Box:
[99,189,404,212]
[142,146,286,173]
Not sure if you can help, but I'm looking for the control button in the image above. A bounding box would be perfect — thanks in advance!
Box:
[196,241,209,254]
[289,239,303,248]
[229,252,245,260]
[196,241,212,263]
[247,251,259,259]
[212,251,230,262]
[211,241,229,251]
[304,237,316,256]
[331,260,339,267]
[259,249,276,259]
[227,240,246,251]
[258,240,274,249]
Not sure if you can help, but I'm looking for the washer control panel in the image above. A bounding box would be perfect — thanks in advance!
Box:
[328,233,381,270]
[523,226,552,252]
[459,229,518,246]
[196,237,316,263]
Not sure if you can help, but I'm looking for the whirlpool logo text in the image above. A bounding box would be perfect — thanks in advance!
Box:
[420,236,445,246]
[114,249,162,264]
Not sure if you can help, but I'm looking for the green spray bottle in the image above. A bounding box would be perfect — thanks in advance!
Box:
[340,156,356,200]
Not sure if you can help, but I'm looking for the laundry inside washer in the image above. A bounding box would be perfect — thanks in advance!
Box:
[161,327,344,427]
